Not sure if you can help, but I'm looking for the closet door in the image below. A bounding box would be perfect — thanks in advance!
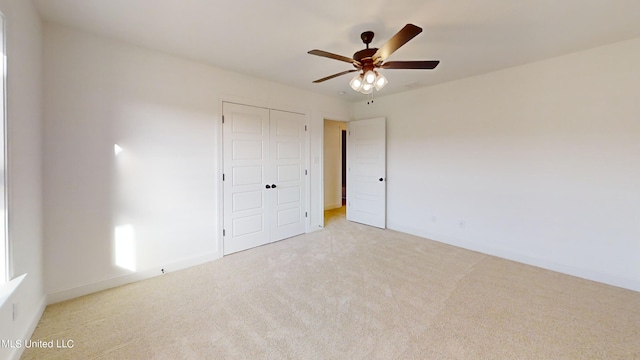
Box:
[223,103,271,255]
[223,104,307,255]
[270,110,307,241]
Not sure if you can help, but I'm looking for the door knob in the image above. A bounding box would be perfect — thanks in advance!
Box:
[265,184,271,189]
[379,178,384,181]
[271,184,277,188]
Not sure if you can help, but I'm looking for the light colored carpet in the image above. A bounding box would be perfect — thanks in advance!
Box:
[23,207,640,359]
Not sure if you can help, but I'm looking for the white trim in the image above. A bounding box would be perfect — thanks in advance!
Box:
[304,113,311,233]
[216,97,224,257]
[217,93,310,118]
[0,10,7,284]
[319,114,351,229]
[0,273,25,309]
[47,251,220,304]
[8,296,46,360]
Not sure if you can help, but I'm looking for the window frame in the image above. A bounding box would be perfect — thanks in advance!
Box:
[0,10,7,283]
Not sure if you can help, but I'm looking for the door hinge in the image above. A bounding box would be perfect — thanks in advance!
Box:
[305,212,308,218]
[304,125,307,131]
[305,169,308,175]
[222,115,225,124]
[223,229,226,236]
[223,173,225,181]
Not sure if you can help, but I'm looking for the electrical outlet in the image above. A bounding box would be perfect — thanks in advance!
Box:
[458,220,466,229]
[12,303,18,321]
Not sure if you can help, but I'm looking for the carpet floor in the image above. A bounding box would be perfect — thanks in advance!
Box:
[22,207,640,359]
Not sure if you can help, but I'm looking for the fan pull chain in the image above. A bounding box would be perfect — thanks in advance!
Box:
[367,91,375,105]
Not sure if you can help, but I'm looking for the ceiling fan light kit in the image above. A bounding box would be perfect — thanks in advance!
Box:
[308,24,440,95]
[349,71,387,94]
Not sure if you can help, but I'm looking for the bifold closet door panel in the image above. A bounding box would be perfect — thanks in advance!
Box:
[269,110,307,242]
[222,103,271,255]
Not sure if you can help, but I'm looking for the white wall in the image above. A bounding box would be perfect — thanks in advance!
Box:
[0,0,45,359]
[43,23,351,301]
[323,120,346,210]
[353,37,640,292]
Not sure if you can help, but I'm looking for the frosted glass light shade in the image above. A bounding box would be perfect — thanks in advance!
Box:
[374,73,388,90]
[349,75,364,92]
[361,83,374,94]
[364,70,376,85]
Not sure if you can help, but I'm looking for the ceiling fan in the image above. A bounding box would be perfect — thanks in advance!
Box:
[308,24,440,94]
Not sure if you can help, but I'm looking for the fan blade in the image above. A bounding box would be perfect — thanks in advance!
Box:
[373,24,423,62]
[381,60,440,69]
[308,50,358,65]
[312,69,357,83]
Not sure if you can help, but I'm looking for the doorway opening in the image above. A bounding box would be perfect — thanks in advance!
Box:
[323,119,347,226]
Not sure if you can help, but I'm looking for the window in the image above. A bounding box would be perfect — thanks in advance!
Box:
[0,12,6,283]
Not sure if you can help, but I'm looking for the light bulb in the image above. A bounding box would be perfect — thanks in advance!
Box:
[374,73,388,90]
[349,75,363,92]
[364,70,376,85]
[361,83,373,94]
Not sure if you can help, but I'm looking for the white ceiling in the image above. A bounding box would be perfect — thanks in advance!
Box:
[33,0,640,102]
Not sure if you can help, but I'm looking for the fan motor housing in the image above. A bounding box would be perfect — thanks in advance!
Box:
[353,48,378,63]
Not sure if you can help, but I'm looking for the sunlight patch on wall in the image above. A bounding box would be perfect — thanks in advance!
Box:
[114,144,123,156]
[115,224,136,271]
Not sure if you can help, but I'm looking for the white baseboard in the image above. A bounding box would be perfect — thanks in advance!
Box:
[47,251,220,304]
[9,296,46,360]
[388,223,640,293]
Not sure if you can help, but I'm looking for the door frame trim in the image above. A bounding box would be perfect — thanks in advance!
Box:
[319,114,352,229]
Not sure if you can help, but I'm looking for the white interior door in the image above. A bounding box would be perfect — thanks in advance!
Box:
[347,117,386,228]
[223,103,270,255]
[223,104,307,255]
[270,110,306,241]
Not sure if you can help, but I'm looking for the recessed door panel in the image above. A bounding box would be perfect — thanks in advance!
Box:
[276,142,300,160]
[232,140,263,160]
[232,191,263,212]
[277,186,300,205]
[233,214,264,237]
[351,180,377,197]
[277,208,301,227]
[352,163,378,177]
[275,117,301,137]
[231,166,263,186]
[354,144,378,159]
[232,113,263,134]
[277,164,301,182]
